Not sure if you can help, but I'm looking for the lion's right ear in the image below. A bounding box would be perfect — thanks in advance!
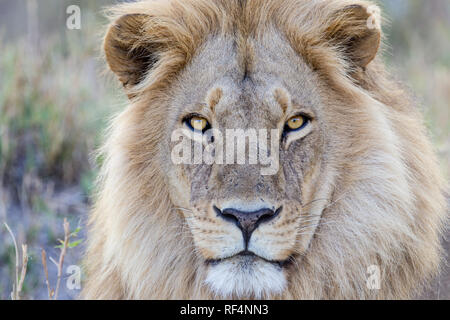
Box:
[104,14,157,88]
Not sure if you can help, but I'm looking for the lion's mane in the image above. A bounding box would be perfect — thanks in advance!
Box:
[83,0,448,299]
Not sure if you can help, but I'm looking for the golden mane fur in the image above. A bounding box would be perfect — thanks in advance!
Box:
[83,0,448,299]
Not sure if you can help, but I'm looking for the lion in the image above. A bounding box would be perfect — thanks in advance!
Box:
[82,0,448,299]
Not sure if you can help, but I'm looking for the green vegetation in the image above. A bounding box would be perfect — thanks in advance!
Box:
[0,2,125,299]
[381,0,450,178]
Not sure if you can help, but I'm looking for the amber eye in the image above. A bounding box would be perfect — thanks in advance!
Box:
[285,115,307,131]
[185,115,210,133]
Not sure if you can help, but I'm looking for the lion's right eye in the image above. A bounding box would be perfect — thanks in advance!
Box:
[184,115,210,133]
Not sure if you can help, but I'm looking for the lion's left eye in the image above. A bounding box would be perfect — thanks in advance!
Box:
[285,115,309,132]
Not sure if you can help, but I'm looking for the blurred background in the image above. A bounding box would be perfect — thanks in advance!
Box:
[0,0,449,299]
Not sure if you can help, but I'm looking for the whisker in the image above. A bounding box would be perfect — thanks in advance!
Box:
[301,197,330,209]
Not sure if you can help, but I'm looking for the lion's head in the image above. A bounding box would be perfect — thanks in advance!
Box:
[83,0,447,299]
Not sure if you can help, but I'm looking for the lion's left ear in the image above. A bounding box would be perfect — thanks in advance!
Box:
[326,4,382,69]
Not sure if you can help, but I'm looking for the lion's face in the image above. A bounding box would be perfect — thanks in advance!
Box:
[91,0,446,300]
[163,32,337,298]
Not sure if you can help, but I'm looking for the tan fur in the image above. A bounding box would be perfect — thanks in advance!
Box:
[83,0,448,299]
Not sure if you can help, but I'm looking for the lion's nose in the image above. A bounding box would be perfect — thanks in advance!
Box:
[214,206,282,246]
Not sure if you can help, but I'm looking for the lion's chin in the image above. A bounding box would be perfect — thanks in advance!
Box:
[204,254,287,299]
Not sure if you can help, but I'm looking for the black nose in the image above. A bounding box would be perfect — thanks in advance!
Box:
[214,206,282,246]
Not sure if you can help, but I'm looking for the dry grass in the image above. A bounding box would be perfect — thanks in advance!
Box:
[3,222,28,300]
[0,8,124,299]
[380,0,450,179]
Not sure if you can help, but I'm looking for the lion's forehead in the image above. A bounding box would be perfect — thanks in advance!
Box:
[170,33,322,123]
